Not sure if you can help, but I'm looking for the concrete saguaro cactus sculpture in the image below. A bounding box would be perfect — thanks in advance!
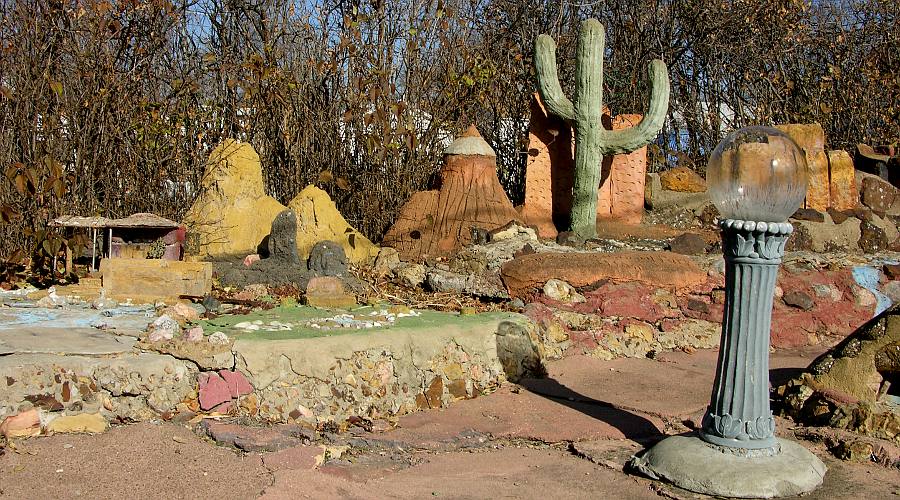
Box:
[535,18,670,238]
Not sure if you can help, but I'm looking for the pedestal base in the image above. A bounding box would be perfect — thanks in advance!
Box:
[631,435,826,498]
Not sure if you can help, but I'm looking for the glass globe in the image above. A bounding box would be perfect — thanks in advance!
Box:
[707,126,808,222]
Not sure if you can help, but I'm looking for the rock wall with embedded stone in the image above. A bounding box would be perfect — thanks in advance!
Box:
[0,353,197,423]
[514,252,892,361]
[776,304,900,445]
[229,316,532,424]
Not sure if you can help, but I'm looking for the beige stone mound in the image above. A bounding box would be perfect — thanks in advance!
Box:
[183,140,286,257]
[382,126,522,262]
[288,185,378,265]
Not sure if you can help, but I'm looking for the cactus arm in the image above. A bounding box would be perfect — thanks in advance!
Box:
[534,34,575,122]
[598,59,671,155]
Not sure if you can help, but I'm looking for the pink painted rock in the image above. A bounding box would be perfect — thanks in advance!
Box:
[183,326,204,342]
[575,282,676,323]
[219,370,254,398]
[0,408,41,438]
[198,372,232,410]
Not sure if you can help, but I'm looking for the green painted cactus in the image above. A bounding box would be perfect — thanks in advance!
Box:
[535,18,670,238]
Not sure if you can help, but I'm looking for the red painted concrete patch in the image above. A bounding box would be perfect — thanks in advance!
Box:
[219,369,254,398]
[198,372,232,411]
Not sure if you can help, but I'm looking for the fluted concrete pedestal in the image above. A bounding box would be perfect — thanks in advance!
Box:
[632,220,825,498]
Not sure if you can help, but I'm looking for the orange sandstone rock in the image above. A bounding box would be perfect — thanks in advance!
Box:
[500,251,707,298]
[776,124,830,211]
[659,166,707,193]
[828,150,858,211]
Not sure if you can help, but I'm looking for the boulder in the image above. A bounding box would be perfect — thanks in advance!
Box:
[860,175,899,214]
[198,372,232,410]
[542,279,585,303]
[827,207,850,224]
[0,408,41,438]
[644,172,710,211]
[382,126,522,261]
[783,291,815,311]
[827,150,858,211]
[183,140,287,256]
[859,220,889,253]
[304,276,356,309]
[395,263,427,288]
[659,166,706,193]
[267,210,301,264]
[791,208,825,223]
[217,213,310,288]
[500,251,707,298]
[307,240,348,277]
[776,124,830,211]
[101,259,212,304]
[775,304,900,444]
[787,217,861,253]
[372,247,401,276]
[668,232,708,255]
[425,269,508,300]
[288,185,378,266]
[45,413,108,434]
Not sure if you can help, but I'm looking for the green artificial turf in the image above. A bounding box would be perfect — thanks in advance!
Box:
[197,305,518,341]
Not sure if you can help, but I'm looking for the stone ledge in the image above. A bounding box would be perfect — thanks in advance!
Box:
[232,312,532,423]
[0,352,196,422]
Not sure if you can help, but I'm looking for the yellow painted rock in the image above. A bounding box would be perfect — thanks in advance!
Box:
[183,140,286,257]
[288,185,378,265]
[46,413,108,434]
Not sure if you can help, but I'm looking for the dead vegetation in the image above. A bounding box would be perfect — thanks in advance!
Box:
[0,0,897,266]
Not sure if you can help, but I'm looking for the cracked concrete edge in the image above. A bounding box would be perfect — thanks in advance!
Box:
[231,315,527,390]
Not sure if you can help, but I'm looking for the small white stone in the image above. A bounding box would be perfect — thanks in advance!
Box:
[207,331,230,345]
